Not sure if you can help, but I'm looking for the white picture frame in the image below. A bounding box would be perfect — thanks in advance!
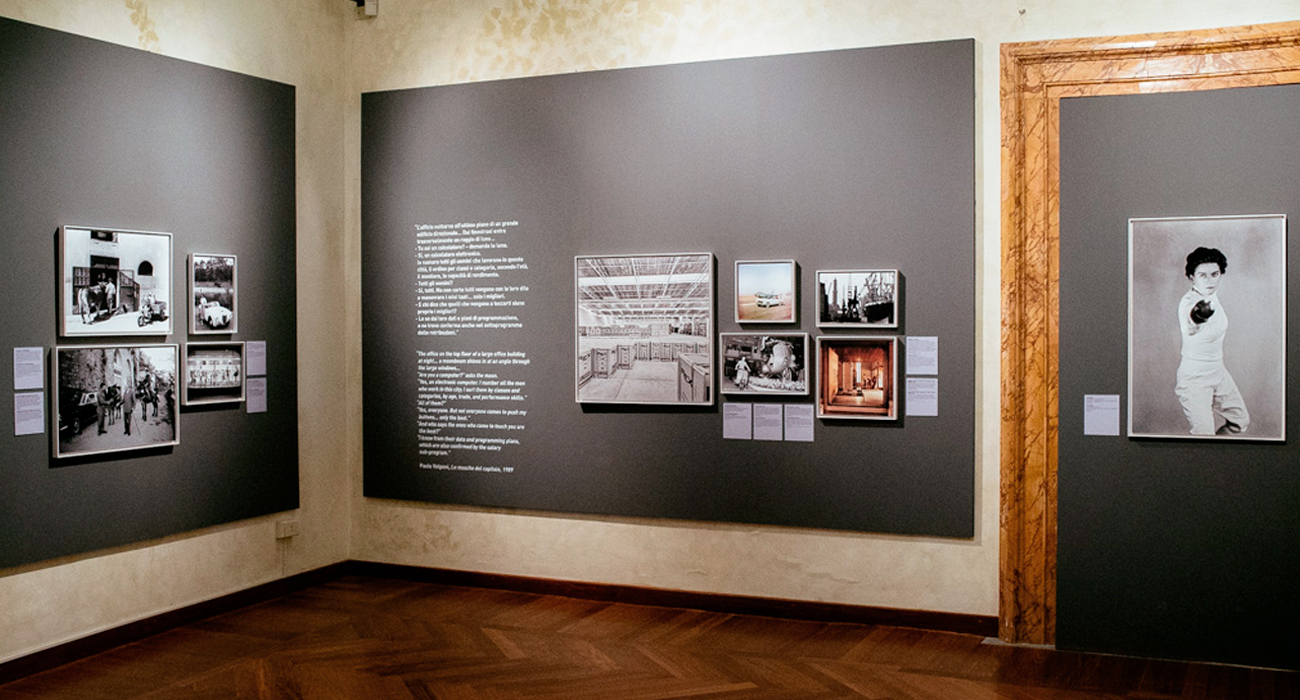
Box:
[53,344,180,458]
[189,253,237,334]
[720,332,809,395]
[59,226,173,337]
[735,259,796,324]
[815,269,899,329]
[815,335,898,420]
[576,253,715,405]
[183,341,246,406]
[1128,214,1286,440]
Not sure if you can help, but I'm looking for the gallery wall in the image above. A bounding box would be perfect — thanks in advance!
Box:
[1,0,1298,672]
[0,16,299,569]
[0,0,350,665]
[1058,85,1300,669]
[346,0,1298,620]
[361,40,976,537]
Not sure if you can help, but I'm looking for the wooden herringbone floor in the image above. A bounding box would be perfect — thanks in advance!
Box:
[1,575,1295,699]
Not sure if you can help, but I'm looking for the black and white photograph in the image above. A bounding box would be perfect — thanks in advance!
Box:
[735,260,796,323]
[59,226,173,336]
[53,344,179,458]
[576,253,714,404]
[183,342,245,405]
[1128,214,1286,440]
[720,332,809,395]
[816,269,898,328]
[816,336,897,420]
[190,253,237,333]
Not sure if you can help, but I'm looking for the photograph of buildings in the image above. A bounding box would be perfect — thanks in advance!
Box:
[817,269,898,328]
[576,253,713,404]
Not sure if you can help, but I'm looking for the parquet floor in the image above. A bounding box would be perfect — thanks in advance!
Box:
[1,575,1295,699]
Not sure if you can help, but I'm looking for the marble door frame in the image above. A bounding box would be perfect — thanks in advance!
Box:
[999,21,1300,644]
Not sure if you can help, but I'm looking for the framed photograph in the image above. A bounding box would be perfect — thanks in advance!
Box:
[815,336,897,420]
[720,332,809,395]
[183,342,245,405]
[576,253,714,405]
[189,253,237,333]
[53,344,179,458]
[59,226,173,337]
[735,260,796,323]
[816,269,898,328]
[1128,214,1286,440]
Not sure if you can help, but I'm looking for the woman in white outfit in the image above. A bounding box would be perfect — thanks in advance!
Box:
[1175,246,1249,436]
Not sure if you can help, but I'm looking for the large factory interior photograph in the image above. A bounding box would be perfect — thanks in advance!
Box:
[576,254,713,404]
[1,1,1298,698]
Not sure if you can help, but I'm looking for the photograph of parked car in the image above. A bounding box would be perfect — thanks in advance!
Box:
[735,260,796,323]
[59,226,173,337]
[190,253,237,333]
[57,389,100,438]
[54,344,179,458]
[183,342,245,405]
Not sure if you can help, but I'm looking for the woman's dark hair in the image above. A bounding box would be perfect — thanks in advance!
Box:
[1185,247,1227,277]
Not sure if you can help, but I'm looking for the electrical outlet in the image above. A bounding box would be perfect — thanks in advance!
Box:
[275,520,299,539]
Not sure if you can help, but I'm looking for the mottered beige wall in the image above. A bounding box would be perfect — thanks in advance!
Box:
[343,0,1297,619]
[2,0,1297,665]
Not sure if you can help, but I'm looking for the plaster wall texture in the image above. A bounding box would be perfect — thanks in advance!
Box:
[343,0,1300,617]
[0,0,351,664]
[1,0,1297,668]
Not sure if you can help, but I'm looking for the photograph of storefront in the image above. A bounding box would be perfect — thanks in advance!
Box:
[60,227,172,336]
[183,342,245,405]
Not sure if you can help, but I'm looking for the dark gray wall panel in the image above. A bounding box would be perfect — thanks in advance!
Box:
[362,40,975,537]
[0,17,298,569]
[1059,85,1300,669]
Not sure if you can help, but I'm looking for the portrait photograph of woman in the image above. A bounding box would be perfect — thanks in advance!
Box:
[1128,215,1286,440]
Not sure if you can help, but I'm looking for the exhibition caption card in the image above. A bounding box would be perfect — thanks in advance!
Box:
[904,336,939,417]
[724,403,814,442]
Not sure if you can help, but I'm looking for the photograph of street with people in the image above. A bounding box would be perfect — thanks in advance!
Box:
[55,345,179,458]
